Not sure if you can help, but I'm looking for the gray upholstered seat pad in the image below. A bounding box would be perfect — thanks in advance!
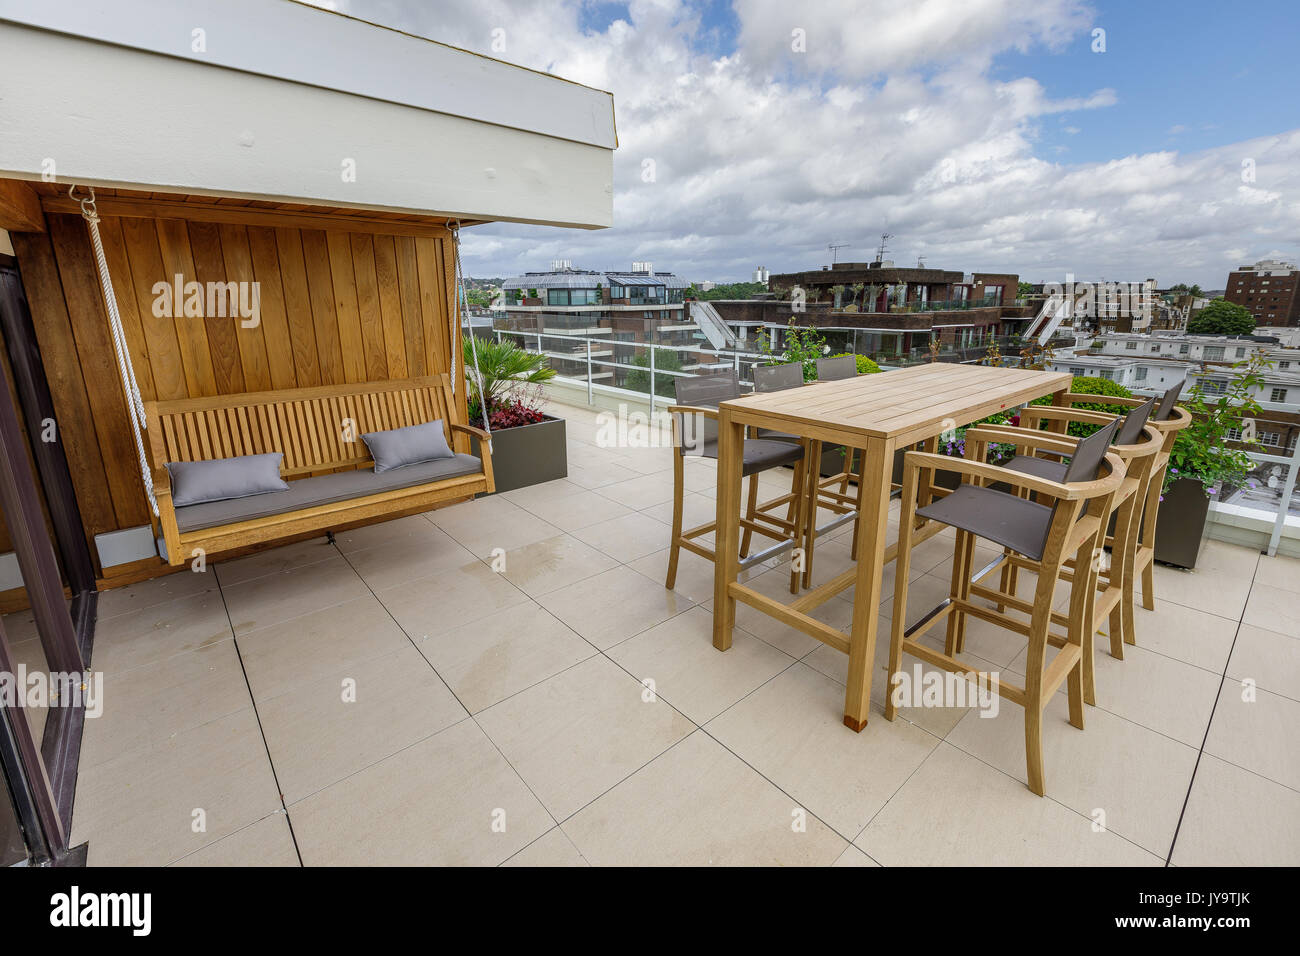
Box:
[1004,454,1069,483]
[174,453,483,532]
[916,484,1054,561]
[688,438,804,476]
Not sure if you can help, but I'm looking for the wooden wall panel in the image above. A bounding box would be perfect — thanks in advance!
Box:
[12,204,460,580]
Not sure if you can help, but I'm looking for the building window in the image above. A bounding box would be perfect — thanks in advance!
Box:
[1179,344,1189,354]
[1236,348,1247,358]
[1226,427,1242,441]
[1135,367,1148,381]
[1068,366,1085,376]
[1204,346,1225,360]
[1098,370,1113,381]
[1200,378,1228,396]
[1126,341,1137,350]
[1270,387,1288,403]
[1150,344,1160,352]
[1259,431,1281,447]
[1280,361,1291,369]
[1289,434,1298,452]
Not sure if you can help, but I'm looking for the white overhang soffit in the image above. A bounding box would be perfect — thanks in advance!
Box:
[0,0,617,228]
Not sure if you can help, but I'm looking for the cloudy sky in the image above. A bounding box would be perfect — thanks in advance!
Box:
[315,0,1298,286]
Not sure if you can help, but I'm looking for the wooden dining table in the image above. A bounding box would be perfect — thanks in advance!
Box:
[711,362,1073,731]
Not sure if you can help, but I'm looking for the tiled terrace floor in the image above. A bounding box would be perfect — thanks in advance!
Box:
[11,399,1299,865]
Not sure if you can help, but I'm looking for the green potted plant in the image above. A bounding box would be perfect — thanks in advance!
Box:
[462,337,567,494]
[1155,353,1270,568]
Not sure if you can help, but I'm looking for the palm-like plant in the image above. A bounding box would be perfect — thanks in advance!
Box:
[463,337,556,423]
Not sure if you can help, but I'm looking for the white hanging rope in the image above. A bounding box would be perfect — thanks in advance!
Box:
[70,184,157,516]
[451,220,491,452]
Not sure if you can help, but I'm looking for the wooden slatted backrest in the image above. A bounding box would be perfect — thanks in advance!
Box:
[144,375,457,478]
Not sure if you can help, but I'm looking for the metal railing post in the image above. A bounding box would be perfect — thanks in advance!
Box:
[586,339,593,406]
[1267,440,1300,557]
[648,344,656,413]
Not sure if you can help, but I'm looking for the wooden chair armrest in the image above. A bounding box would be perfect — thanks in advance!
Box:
[964,426,1078,458]
[902,450,1125,501]
[1021,406,1118,428]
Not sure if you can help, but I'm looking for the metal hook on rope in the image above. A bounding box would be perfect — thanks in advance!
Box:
[68,183,98,221]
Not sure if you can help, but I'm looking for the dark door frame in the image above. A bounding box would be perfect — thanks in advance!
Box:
[0,252,97,861]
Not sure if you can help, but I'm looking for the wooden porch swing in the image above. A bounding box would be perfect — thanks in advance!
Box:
[70,185,495,567]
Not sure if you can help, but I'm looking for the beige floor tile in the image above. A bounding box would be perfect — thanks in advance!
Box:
[332,514,443,553]
[1205,682,1300,791]
[607,606,795,724]
[81,639,251,769]
[1194,538,1262,581]
[170,812,299,867]
[705,663,940,837]
[1116,598,1238,673]
[639,489,718,529]
[502,826,589,867]
[1253,552,1300,595]
[521,488,637,531]
[237,594,411,701]
[6,637,50,742]
[1242,582,1300,638]
[378,560,531,640]
[1,608,43,643]
[627,545,766,608]
[222,554,372,636]
[564,460,642,490]
[500,533,620,597]
[1147,562,1252,619]
[1170,753,1300,866]
[856,743,1162,866]
[429,494,563,558]
[96,569,218,621]
[73,707,282,866]
[342,526,478,591]
[946,693,1199,855]
[589,472,676,510]
[570,511,674,564]
[537,565,694,649]
[564,730,846,865]
[213,537,336,587]
[500,477,586,510]
[476,655,695,820]
[1226,623,1300,701]
[289,719,553,865]
[257,643,466,803]
[614,447,676,477]
[1007,642,1221,748]
[92,590,234,674]
[417,603,596,714]
[832,845,881,866]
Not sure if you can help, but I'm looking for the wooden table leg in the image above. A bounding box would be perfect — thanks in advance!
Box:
[712,406,745,651]
[842,437,895,731]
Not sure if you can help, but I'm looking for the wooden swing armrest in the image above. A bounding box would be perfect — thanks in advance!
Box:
[902,450,1126,501]
[451,423,491,443]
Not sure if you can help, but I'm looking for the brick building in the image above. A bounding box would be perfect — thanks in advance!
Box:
[1225,259,1300,327]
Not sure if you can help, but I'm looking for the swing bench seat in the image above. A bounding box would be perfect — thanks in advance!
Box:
[144,375,494,567]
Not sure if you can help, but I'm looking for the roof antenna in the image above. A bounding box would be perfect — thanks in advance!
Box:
[827,242,849,264]
[875,233,893,264]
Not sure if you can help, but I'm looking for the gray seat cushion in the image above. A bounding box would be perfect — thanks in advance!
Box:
[174,453,484,533]
[689,437,804,476]
[1004,454,1068,483]
[916,484,1054,562]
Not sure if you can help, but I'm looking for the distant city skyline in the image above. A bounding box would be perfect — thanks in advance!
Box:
[315,0,1300,287]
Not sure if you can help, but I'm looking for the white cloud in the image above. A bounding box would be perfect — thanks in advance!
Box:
[332,0,1297,285]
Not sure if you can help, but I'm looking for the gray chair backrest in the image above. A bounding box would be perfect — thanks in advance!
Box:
[816,355,857,381]
[1114,397,1156,447]
[1062,417,1121,484]
[753,361,804,393]
[673,371,739,455]
[1154,382,1183,421]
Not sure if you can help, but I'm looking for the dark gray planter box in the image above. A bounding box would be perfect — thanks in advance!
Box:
[470,415,567,495]
[1153,476,1210,569]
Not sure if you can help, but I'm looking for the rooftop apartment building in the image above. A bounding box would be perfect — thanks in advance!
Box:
[1225,259,1300,327]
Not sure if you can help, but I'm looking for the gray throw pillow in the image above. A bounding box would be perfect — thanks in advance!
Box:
[362,420,454,473]
[167,453,288,507]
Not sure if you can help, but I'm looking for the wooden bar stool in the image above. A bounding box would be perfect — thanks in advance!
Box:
[884,420,1126,796]
[665,371,807,591]
[967,398,1161,703]
[1035,384,1192,637]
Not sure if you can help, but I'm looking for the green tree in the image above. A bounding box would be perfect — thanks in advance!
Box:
[625,349,683,397]
[1187,298,1254,336]
[1017,281,1034,298]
